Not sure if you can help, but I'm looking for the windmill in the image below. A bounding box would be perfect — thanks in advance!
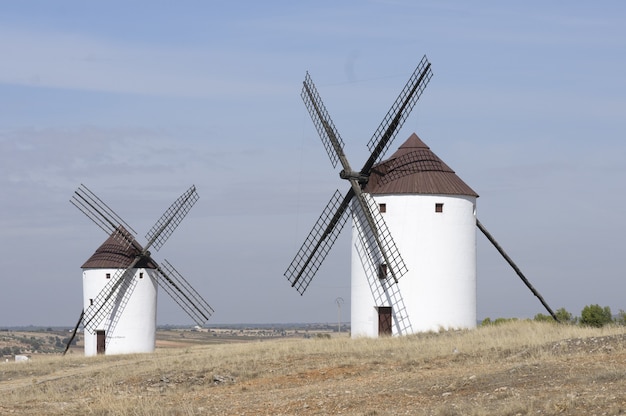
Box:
[64,184,213,356]
[285,55,557,337]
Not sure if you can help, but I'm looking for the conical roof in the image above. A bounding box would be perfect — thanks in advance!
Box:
[81,227,157,269]
[364,133,478,197]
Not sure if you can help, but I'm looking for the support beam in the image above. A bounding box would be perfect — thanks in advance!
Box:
[477,219,559,322]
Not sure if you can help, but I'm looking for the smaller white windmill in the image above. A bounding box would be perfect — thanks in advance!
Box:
[64,184,213,356]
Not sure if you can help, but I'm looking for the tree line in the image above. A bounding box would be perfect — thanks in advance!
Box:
[482,304,626,327]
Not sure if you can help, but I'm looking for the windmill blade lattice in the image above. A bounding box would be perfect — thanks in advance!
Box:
[285,189,352,294]
[301,70,407,284]
[352,193,408,283]
[71,184,137,248]
[301,72,345,168]
[145,185,199,252]
[353,235,413,335]
[105,270,141,340]
[82,264,138,333]
[286,56,432,294]
[157,259,214,325]
[363,55,432,173]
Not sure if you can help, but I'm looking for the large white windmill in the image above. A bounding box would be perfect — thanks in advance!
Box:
[352,133,478,336]
[285,55,558,337]
[65,185,214,356]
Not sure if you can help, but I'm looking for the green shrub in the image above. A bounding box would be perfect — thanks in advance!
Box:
[481,317,518,326]
[580,304,613,327]
[533,313,553,322]
[493,317,517,325]
[555,307,575,324]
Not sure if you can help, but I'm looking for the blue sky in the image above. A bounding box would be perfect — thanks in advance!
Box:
[1,1,625,326]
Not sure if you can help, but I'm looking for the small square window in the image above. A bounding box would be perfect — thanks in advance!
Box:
[105,273,111,279]
[139,272,144,279]
[89,298,94,306]
[379,203,386,213]
[378,263,388,279]
[435,203,444,213]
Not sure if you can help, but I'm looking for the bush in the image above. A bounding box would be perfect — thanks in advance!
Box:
[494,317,518,325]
[580,304,613,327]
[555,307,575,324]
[534,308,575,324]
[481,317,518,326]
[534,313,553,322]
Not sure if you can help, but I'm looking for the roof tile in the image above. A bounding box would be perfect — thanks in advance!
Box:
[81,227,157,269]
[364,133,478,197]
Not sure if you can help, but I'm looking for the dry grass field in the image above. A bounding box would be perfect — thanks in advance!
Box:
[1,321,625,415]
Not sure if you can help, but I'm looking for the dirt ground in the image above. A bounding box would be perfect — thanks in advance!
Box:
[173,335,626,415]
[0,331,625,415]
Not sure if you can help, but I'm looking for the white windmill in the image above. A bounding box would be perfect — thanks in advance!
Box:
[285,55,558,337]
[65,184,214,356]
[351,133,478,336]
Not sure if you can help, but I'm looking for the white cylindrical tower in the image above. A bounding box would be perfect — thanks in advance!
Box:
[351,133,478,337]
[81,231,158,356]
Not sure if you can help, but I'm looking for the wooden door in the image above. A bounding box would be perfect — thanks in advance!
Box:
[96,330,106,354]
[378,307,392,336]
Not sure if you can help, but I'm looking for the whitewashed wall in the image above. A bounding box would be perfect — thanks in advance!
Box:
[82,268,157,356]
[351,193,477,337]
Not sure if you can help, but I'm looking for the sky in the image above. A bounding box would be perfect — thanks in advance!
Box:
[1,1,625,327]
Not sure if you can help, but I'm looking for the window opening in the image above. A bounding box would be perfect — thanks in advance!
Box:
[378,263,388,279]
[379,203,386,213]
[435,203,444,213]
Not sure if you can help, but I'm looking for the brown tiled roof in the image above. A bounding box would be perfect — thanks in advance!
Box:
[364,133,478,197]
[81,227,157,269]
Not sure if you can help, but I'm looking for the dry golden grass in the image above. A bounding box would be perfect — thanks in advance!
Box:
[1,321,625,415]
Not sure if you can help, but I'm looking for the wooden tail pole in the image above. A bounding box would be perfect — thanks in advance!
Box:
[476,219,559,322]
[63,309,85,356]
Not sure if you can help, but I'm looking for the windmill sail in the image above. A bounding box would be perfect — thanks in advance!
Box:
[285,56,432,294]
[301,72,345,168]
[285,189,352,294]
[71,184,137,248]
[145,185,199,251]
[352,193,408,282]
[363,55,432,172]
[157,260,214,325]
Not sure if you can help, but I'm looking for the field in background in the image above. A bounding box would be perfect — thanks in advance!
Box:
[1,321,625,415]
[1,323,342,357]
